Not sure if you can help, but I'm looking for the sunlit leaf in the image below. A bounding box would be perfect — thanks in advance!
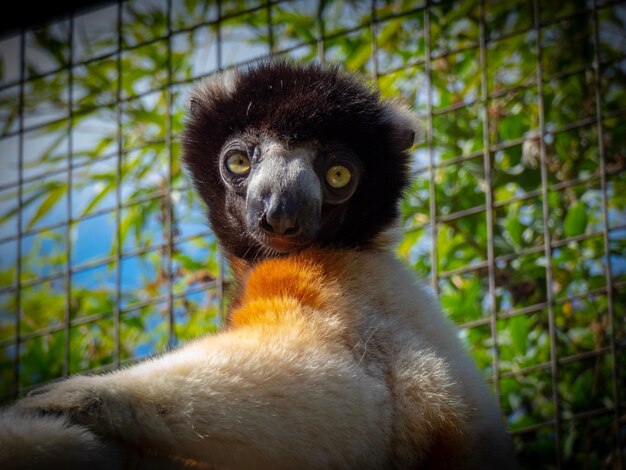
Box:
[563,202,587,237]
[25,184,66,230]
[0,190,45,226]
[510,315,529,356]
[504,215,523,249]
[80,180,116,218]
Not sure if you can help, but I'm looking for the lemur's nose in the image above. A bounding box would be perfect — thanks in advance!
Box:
[260,198,301,237]
[260,211,301,237]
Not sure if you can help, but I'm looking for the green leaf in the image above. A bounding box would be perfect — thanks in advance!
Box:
[504,215,523,249]
[564,202,587,237]
[175,254,202,271]
[26,184,66,230]
[124,316,145,330]
[79,179,115,218]
[510,314,529,356]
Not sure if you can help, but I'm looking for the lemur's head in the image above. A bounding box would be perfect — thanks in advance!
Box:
[183,60,418,261]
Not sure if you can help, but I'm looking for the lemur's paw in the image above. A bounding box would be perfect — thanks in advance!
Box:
[16,377,103,426]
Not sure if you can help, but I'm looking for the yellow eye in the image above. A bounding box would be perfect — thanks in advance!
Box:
[226,152,251,175]
[326,165,352,189]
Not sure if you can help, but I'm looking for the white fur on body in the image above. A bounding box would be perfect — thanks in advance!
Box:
[0,247,514,468]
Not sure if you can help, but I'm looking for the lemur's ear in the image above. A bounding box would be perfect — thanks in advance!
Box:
[189,97,198,114]
[380,101,422,152]
[188,69,240,115]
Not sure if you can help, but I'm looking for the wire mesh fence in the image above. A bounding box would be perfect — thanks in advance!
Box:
[0,0,624,467]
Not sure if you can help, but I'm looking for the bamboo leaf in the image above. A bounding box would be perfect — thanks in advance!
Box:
[0,189,46,225]
[26,184,66,230]
[79,180,115,218]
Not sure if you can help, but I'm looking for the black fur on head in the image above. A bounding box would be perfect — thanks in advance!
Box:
[182,59,419,262]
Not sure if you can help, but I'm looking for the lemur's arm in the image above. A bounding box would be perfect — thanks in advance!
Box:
[0,410,195,470]
[4,324,391,469]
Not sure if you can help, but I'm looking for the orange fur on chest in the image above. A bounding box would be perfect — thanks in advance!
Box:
[229,250,342,328]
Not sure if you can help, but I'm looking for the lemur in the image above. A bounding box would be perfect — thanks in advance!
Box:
[0,61,516,469]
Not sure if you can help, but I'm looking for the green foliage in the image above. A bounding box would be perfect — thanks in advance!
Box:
[0,0,625,466]
[563,203,587,238]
